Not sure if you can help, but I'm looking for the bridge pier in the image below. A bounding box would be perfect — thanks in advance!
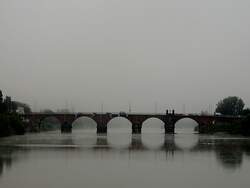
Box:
[165,114,175,134]
[165,124,175,134]
[97,124,107,134]
[61,121,72,133]
[132,124,142,134]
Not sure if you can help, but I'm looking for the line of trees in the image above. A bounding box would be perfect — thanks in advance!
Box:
[213,96,250,135]
[0,90,31,137]
[215,96,249,116]
[0,91,31,114]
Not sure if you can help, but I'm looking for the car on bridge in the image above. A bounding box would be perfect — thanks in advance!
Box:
[214,112,222,116]
[119,111,128,117]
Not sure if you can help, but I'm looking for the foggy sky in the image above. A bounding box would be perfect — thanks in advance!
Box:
[0,0,250,113]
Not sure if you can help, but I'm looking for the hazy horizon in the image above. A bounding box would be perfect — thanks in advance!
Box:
[1,0,250,113]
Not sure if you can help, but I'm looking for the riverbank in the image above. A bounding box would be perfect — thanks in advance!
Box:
[199,115,250,136]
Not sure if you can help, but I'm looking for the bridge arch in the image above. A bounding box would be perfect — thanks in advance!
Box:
[107,117,132,133]
[142,117,165,133]
[174,117,199,133]
[71,116,97,132]
[39,116,61,131]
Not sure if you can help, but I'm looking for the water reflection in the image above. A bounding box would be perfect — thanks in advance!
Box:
[129,134,145,150]
[0,148,13,177]
[1,131,250,181]
[191,136,250,169]
[94,135,110,149]
[141,133,165,149]
[174,134,199,149]
[107,132,132,148]
[215,141,243,169]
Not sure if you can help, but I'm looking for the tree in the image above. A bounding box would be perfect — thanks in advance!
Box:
[0,90,26,137]
[0,90,3,113]
[0,90,7,113]
[0,114,25,137]
[57,109,70,113]
[41,109,54,114]
[12,101,31,114]
[241,108,250,116]
[201,110,209,115]
[216,96,245,116]
[4,96,12,113]
[0,90,3,104]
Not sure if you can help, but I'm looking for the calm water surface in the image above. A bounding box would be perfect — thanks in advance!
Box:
[0,128,250,188]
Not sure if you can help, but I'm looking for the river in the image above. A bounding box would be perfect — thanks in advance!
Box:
[0,126,250,188]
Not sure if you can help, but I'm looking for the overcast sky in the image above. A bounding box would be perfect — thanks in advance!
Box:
[0,0,250,113]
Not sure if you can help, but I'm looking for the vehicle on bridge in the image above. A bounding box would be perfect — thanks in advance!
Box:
[119,111,128,117]
[214,112,222,116]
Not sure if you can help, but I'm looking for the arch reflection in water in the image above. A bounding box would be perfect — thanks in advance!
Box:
[72,116,97,133]
[107,117,132,148]
[70,131,97,147]
[174,134,199,149]
[175,118,198,134]
[141,118,165,149]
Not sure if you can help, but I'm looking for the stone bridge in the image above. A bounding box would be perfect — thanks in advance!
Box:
[21,111,243,134]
